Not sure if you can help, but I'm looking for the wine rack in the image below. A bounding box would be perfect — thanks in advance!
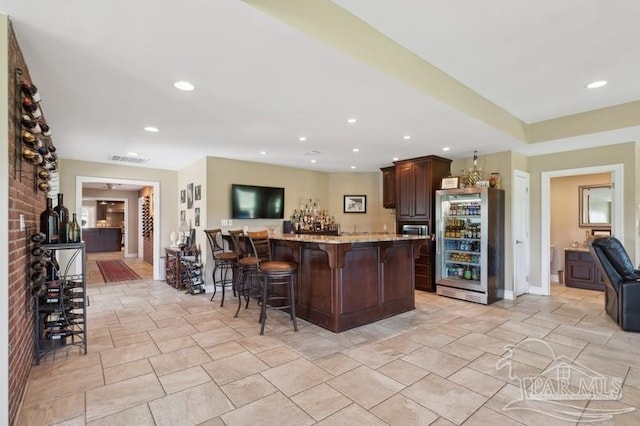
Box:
[165,248,204,294]
[14,67,58,194]
[30,239,87,364]
[142,195,152,238]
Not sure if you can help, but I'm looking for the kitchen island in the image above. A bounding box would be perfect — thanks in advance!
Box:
[82,227,122,253]
[271,233,427,332]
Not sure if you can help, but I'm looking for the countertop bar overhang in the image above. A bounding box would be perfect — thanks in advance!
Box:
[271,233,427,332]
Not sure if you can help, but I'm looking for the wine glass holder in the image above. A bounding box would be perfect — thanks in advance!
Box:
[27,231,87,365]
[14,67,59,194]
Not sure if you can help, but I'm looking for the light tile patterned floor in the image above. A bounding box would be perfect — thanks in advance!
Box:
[15,253,640,425]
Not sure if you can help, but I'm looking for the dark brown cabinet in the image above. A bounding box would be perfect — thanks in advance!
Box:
[565,249,604,291]
[394,155,451,292]
[381,166,396,209]
[395,156,451,223]
[96,202,107,221]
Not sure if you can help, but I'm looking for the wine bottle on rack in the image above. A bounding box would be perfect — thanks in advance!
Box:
[40,198,59,244]
[54,193,69,243]
[69,213,81,243]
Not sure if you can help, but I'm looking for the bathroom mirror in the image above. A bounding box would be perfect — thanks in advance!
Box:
[579,185,612,228]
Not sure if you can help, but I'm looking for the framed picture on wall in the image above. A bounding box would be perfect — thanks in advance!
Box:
[187,183,194,209]
[194,185,201,201]
[180,189,186,204]
[343,195,366,213]
[180,210,186,222]
[195,207,200,227]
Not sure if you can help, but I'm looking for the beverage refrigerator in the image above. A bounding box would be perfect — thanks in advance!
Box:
[435,187,505,304]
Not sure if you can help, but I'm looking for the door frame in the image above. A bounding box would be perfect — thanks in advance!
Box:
[76,176,162,280]
[512,169,530,298]
[539,164,623,296]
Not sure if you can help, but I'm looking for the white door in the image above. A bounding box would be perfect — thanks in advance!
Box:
[513,170,530,297]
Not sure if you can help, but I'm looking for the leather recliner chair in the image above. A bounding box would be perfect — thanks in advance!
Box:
[588,236,640,332]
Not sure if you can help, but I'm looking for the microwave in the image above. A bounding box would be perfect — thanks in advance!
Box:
[401,224,428,235]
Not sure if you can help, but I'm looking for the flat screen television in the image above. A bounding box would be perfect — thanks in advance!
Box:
[231,184,285,219]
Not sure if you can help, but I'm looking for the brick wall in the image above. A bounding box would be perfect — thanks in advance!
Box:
[7,22,50,424]
[139,186,154,265]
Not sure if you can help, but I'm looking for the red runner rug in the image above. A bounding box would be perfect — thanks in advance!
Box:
[96,260,142,283]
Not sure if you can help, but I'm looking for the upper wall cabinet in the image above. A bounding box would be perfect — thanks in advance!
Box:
[381,166,396,209]
[395,156,451,223]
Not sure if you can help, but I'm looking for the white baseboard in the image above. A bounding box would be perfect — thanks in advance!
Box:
[528,286,548,295]
[550,274,559,283]
[125,252,137,258]
[502,290,515,300]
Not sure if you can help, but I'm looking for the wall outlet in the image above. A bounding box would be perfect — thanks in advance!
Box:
[228,219,233,226]
[220,219,228,226]
[19,214,25,231]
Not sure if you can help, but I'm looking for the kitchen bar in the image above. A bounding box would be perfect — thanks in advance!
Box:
[271,233,427,332]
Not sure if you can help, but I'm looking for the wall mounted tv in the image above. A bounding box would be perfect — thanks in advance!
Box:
[231,184,285,219]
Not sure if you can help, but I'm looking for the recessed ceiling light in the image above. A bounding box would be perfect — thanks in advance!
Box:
[260,151,267,155]
[144,126,159,133]
[127,152,139,156]
[586,80,607,89]
[442,147,450,152]
[402,135,411,140]
[310,159,316,163]
[352,148,359,152]
[347,118,357,124]
[298,136,307,142]
[392,157,399,161]
[350,166,356,169]
[174,80,195,91]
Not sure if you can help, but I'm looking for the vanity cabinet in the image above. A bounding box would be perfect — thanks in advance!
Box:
[394,156,451,223]
[381,166,396,209]
[564,249,604,291]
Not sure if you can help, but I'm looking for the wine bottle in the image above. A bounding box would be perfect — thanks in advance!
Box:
[40,197,59,244]
[69,213,81,243]
[31,245,44,257]
[31,232,46,243]
[54,193,69,243]
[40,122,51,136]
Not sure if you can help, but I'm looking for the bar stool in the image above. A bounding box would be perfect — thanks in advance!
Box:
[204,229,237,307]
[229,229,260,318]
[247,230,298,335]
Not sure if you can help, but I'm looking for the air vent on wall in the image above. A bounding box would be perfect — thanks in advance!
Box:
[108,154,150,164]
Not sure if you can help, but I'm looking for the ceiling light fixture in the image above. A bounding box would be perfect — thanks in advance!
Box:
[260,151,267,155]
[298,136,307,142]
[442,147,450,152]
[350,166,356,170]
[144,126,159,133]
[392,157,399,161]
[310,159,316,163]
[174,81,195,91]
[352,148,359,152]
[586,80,607,89]
[346,118,357,124]
[402,135,411,140]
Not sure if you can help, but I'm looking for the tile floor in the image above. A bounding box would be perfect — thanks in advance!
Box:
[15,253,640,425]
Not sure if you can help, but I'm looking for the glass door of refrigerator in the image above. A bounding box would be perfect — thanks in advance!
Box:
[437,191,486,292]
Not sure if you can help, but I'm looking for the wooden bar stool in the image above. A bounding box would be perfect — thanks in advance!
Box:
[247,230,298,335]
[204,229,237,307]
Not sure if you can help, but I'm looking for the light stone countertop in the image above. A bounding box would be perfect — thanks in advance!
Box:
[271,233,428,244]
[564,246,589,252]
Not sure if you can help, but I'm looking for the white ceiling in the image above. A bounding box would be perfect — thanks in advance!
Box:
[4,0,640,172]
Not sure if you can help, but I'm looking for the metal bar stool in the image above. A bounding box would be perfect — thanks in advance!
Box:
[247,230,298,335]
[204,229,237,307]
[229,230,260,318]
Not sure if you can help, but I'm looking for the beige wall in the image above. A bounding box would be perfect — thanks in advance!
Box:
[528,142,638,289]
[178,157,207,244]
[203,156,388,235]
[550,173,611,273]
[58,159,179,256]
[82,188,140,255]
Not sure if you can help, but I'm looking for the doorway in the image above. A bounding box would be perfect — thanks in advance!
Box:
[75,176,162,280]
[513,170,530,297]
[540,164,624,296]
